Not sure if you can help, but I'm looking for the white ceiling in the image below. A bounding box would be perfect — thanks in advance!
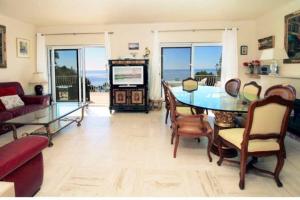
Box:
[0,0,292,26]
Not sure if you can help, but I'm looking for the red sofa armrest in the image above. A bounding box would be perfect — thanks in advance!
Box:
[0,136,48,179]
[21,95,50,106]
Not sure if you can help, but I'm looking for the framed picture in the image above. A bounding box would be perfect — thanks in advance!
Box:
[112,66,144,85]
[0,25,7,68]
[114,90,127,104]
[258,36,275,50]
[131,90,143,104]
[240,45,248,55]
[16,38,30,57]
[128,42,139,50]
[284,11,300,63]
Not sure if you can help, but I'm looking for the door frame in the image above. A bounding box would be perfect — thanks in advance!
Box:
[47,44,105,103]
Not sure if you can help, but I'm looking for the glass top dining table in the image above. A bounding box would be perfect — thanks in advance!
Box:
[171,86,258,113]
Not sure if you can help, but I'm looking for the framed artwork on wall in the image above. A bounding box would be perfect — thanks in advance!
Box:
[16,38,30,58]
[284,10,300,63]
[240,45,248,55]
[128,43,139,50]
[258,36,275,50]
[0,25,7,68]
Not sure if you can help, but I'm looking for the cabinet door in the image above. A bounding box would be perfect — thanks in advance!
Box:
[131,89,144,105]
[113,89,127,105]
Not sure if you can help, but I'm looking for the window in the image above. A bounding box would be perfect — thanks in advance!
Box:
[161,44,222,86]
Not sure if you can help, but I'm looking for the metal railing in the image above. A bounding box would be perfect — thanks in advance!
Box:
[166,75,221,87]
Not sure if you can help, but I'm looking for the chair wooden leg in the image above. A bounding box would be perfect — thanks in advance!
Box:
[173,135,180,158]
[239,152,247,190]
[217,138,224,166]
[171,130,175,145]
[165,109,169,124]
[274,152,285,187]
[206,135,213,162]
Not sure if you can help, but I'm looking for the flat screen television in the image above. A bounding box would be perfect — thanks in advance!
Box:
[112,66,144,85]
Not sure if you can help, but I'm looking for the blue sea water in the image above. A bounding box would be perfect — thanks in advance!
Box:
[86,68,217,86]
[163,68,217,81]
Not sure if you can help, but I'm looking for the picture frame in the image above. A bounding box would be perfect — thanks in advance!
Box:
[114,90,127,104]
[0,25,7,68]
[258,36,275,50]
[128,42,139,50]
[284,10,300,63]
[131,90,144,104]
[16,38,30,58]
[240,45,248,55]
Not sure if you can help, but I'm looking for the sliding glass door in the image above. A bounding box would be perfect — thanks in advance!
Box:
[161,44,222,86]
[48,47,83,102]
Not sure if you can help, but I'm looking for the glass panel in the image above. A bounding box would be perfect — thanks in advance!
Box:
[193,46,222,86]
[162,47,191,86]
[84,47,109,106]
[54,49,79,102]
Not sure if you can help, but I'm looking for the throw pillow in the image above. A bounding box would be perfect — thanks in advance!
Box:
[0,95,25,110]
[0,87,18,111]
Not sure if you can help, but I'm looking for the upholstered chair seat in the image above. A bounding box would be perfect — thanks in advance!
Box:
[219,128,279,152]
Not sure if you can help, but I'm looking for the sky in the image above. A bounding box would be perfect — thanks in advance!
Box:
[55,47,107,71]
[163,46,222,70]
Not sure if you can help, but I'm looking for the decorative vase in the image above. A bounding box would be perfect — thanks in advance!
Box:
[249,66,254,74]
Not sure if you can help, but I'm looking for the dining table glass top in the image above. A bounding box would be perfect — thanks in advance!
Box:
[171,86,258,113]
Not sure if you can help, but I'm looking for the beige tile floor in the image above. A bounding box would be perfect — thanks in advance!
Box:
[1,106,300,197]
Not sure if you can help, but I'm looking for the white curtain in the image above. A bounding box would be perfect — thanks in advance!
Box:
[36,33,47,73]
[104,32,111,81]
[221,28,238,87]
[150,30,161,100]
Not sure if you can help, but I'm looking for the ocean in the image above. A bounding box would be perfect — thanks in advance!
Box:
[85,68,217,86]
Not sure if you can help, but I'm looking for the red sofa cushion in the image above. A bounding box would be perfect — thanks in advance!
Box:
[0,87,18,111]
[0,136,48,179]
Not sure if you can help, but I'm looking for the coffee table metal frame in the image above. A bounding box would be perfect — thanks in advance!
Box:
[1,103,87,147]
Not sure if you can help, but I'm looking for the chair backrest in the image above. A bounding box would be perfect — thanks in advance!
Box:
[167,86,178,125]
[264,84,296,101]
[243,95,294,148]
[225,78,241,97]
[162,80,170,109]
[182,77,198,92]
[243,81,262,98]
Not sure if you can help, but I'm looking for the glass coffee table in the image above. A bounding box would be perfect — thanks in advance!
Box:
[1,102,88,147]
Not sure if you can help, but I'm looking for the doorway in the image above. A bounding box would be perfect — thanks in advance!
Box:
[48,46,108,105]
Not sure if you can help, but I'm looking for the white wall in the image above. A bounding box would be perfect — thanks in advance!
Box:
[0,14,36,93]
[255,0,300,98]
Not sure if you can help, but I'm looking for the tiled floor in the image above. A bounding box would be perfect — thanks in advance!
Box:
[1,106,300,196]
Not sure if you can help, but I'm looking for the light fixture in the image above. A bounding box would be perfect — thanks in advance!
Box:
[260,48,289,75]
[30,72,48,95]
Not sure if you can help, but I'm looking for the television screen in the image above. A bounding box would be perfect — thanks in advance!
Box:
[112,66,144,85]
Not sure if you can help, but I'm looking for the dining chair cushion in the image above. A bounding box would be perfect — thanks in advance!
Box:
[243,85,260,96]
[219,128,280,152]
[176,106,193,115]
[183,79,198,91]
[178,121,212,136]
[250,103,287,135]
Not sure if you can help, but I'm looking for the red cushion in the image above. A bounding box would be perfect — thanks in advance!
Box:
[0,87,17,111]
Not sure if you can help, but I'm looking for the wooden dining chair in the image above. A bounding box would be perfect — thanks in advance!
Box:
[182,77,198,92]
[162,80,196,124]
[236,84,296,128]
[168,88,213,161]
[225,78,241,97]
[235,81,262,127]
[217,95,294,189]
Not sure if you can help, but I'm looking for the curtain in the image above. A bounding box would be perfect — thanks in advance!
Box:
[221,28,238,87]
[150,30,161,100]
[36,33,47,73]
[104,32,111,81]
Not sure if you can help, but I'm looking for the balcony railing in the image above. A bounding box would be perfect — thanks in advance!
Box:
[166,75,221,87]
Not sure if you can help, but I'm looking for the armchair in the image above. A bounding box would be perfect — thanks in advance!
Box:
[0,136,48,196]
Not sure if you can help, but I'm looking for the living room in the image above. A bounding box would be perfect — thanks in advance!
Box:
[0,0,300,198]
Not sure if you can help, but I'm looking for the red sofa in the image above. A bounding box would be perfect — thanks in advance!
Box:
[0,136,48,197]
[0,82,50,135]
